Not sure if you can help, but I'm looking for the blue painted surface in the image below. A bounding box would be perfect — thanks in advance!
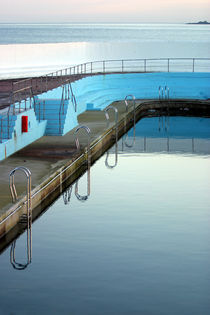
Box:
[0,108,47,161]
[35,72,210,137]
[0,72,209,160]
[129,117,210,139]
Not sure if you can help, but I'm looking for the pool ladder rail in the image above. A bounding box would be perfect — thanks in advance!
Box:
[123,95,136,148]
[9,166,32,270]
[158,86,170,132]
[104,105,119,168]
[74,125,91,201]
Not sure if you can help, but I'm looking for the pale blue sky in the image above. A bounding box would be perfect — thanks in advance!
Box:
[0,0,209,23]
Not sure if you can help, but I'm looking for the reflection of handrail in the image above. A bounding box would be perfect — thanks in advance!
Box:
[74,125,91,201]
[104,105,118,141]
[159,85,170,101]
[10,228,32,270]
[9,166,32,270]
[105,142,118,169]
[124,95,136,148]
[63,185,73,205]
[75,167,90,202]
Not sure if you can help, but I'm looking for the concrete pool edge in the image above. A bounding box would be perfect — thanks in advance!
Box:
[0,98,210,244]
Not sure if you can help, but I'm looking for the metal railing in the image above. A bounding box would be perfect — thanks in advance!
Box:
[159,85,170,101]
[124,95,136,148]
[74,125,91,201]
[10,58,210,102]
[58,81,77,134]
[9,166,32,270]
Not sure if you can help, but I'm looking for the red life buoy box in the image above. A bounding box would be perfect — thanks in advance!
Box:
[22,116,28,132]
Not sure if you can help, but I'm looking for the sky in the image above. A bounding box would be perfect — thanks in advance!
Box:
[0,0,209,23]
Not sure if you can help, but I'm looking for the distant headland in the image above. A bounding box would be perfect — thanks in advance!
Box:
[187,21,210,25]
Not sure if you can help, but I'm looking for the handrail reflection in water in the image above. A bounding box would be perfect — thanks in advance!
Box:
[124,95,136,148]
[104,105,119,169]
[63,186,73,205]
[75,166,90,202]
[105,141,118,169]
[9,166,32,270]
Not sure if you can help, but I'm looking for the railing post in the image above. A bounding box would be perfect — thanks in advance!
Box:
[122,60,124,73]
[91,62,93,73]
[144,59,146,72]
[168,58,170,72]
[193,58,195,72]
[103,61,105,73]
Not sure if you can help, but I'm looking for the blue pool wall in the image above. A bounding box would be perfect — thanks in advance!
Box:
[129,117,210,139]
[35,72,210,136]
[0,72,210,161]
[0,109,47,161]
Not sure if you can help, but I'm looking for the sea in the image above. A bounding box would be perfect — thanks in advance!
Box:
[0,23,210,78]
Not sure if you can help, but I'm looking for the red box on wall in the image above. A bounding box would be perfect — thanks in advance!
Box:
[22,116,28,133]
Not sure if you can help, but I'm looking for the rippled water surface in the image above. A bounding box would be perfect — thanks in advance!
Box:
[0,117,209,315]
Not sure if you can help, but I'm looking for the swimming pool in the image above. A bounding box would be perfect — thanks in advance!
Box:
[0,116,209,315]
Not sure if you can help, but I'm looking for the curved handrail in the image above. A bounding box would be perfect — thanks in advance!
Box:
[105,142,118,169]
[124,95,136,148]
[159,85,170,101]
[10,227,32,270]
[74,125,91,150]
[74,125,91,198]
[104,105,118,141]
[63,185,73,205]
[9,166,32,270]
[75,167,90,202]
[9,166,32,217]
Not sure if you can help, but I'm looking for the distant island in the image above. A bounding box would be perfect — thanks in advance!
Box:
[187,21,210,25]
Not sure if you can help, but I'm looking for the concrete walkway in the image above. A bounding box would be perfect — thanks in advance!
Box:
[0,100,145,235]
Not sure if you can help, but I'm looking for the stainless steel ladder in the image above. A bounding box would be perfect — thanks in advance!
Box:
[9,166,32,270]
[74,125,91,201]
[124,95,136,148]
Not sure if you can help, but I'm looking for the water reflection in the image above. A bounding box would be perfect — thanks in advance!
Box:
[63,186,73,205]
[105,142,118,169]
[10,223,32,270]
[75,166,90,202]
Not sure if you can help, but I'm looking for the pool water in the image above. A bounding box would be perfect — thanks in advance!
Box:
[0,116,210,315]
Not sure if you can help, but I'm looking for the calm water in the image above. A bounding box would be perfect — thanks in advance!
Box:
[1,23,210,45]
[0,117,210,315]
[0,23,210,78]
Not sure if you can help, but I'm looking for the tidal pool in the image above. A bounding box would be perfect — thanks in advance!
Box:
[0,116,209,315]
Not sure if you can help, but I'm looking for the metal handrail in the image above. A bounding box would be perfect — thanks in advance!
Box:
[63,185,73,205]
[104,105,118,141]
[9,166,32,270]
[9,166,32,220]
[10,58,210,101]
[105,142,118,169]
[75,168,90,201]
[74,125,91,149]
[159,85,170,101]
[124,95,136,148]
[74,125,91,201]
